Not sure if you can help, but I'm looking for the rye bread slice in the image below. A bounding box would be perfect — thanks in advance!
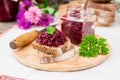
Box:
[38,45,75,64]
[32,38,71,56]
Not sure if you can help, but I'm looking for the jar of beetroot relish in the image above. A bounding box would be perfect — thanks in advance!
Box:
[61,5,96,44]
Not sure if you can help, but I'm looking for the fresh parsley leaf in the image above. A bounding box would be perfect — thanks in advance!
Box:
[46,26,55,34]
[79,35,109,57]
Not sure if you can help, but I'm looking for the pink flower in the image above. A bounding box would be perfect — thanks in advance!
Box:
[24,6,43,24]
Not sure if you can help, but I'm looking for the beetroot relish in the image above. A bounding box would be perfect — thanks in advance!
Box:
[36,28,67,47]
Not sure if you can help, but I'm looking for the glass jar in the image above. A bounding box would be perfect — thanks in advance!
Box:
[0,0,19,22]
[61,5,96,44]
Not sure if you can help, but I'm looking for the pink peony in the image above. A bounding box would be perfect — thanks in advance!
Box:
[24,6,43,24]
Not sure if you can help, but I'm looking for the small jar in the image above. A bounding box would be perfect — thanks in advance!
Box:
[61,5,96,44]
[0,0,19,22]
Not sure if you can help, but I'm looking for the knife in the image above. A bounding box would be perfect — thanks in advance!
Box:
[9,25,57,49]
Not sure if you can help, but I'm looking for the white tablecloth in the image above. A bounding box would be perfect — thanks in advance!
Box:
[0,15,120,80]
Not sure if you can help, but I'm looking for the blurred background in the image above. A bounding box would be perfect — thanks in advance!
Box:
[0,0,120,34]
[0,0,70,33]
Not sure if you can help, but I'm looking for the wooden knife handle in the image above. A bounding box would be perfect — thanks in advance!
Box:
[9,30,39,49]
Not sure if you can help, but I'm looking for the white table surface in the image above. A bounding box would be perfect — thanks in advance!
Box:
[0,15,120,80]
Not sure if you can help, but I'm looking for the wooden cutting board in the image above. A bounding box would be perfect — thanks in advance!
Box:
[13,43,110,72]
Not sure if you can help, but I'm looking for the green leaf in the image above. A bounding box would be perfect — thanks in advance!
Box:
[46,26,55,34]
[37,4,45,8]
[35,0,58,16]
[79,35,109,58]
[51,3,58,16]
[41,6,55,14]
[42,0,48,7]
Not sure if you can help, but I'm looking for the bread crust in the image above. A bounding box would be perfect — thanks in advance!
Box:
[32,38,71,56]
[89,8,115,18]
[39,45,75,63]
[96,16,115,26]
[95,22,112,27]
[87,1,118,12]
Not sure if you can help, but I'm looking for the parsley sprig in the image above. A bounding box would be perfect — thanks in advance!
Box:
[79,35,109,57]
[46,26,55,34]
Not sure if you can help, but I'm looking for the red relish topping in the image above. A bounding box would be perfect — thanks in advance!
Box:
[36,28,67,47]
